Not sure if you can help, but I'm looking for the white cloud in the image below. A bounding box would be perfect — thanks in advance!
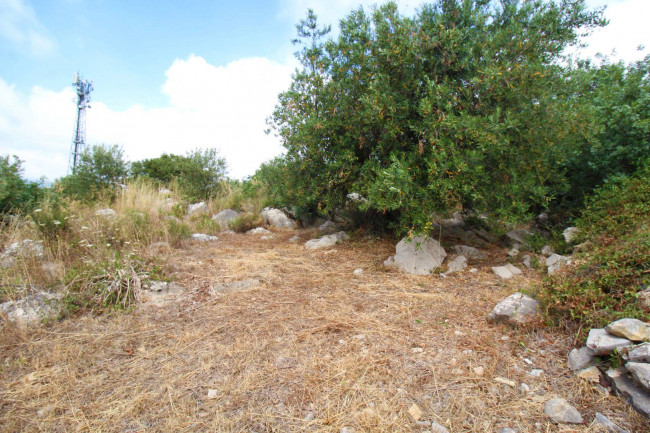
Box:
[0,55,293,181]
[576,0,649,63]
[0,0,56,56]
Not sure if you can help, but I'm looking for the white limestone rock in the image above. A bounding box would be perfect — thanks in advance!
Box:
[546,253,569,275]
[487,293,539,324]
[586,328,632,355]
[606,318,650,342]
[186,202,209,217]
[261,207,296,229]
[568,347,596,371]
[211,209,239,230]
[383,236,446,275]
[544,398,583,424]
[190,233,218,242]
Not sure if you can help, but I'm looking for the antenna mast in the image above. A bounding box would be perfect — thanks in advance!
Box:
[68,73,93,174]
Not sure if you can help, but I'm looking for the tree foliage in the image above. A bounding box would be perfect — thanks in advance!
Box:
[131,148,227,201]
[59,144,130,201]
[266,0,605,234]
[0,155,43,215]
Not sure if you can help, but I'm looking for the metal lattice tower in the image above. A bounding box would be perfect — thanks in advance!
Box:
[68,73,94,174]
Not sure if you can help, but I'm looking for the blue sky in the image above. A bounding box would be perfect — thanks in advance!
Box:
[1,0,648,181]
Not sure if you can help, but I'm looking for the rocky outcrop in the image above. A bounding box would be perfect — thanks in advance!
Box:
[384,236,446,275]
[0,239,44,268]
[0,290,61,324]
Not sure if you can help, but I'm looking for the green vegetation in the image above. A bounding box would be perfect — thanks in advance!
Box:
[539,160,650,330]
[0,156,43,215]
[265,0,605,234]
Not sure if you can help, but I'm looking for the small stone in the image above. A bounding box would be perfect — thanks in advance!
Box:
[626,362,650,391]
[494,377,516,387]
[305,235,339,250]
[473,366,485,376]
[340,427,355,433]
[289,235,301,243]
[528,369,543,378]
[541,245,554,256]
[576,366,601,383]
[487,292,539,324]
[520,383,531,394]
[544,398,583,424]
[498,429,519,433]
[411,347,424,354]
[207,389,218,399]
[445,255,467,273]
[605,318,650,342]
[450,245,487,261]
[190,233,218,242]
[591,412,631,433]
[407,403,422,421]
[247,227,272,235]
[353,268,364,275]
[563,227,580,244]
[568,347,596,371]
[586,328,632,355]
[492,265,515,279]
[469,268,478,273]
[508,247,520,257]
[260,235,274,240]
[522,254,532,269]
[430,422,450,433]
[546,253,569,275]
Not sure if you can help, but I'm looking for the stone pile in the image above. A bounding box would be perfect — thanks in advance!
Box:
[569,318,650,418]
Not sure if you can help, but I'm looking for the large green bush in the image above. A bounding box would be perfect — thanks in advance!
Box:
[0,155,43,215]
[131,148,227,201]
[265,0,605,234]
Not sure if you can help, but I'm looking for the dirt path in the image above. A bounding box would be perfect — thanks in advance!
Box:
[1,230,646,432]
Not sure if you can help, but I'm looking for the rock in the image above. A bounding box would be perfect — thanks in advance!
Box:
[605,318,650,342]
[626,362,650,391]
[186,202,209,217]
[504,229,529,248]
[211,209,239,230]
[439,212,465,228]
[158,188,171,195]
[260,235,274,240]
[546,254,569,275]
[430,422,450,433]
[319,220,338,233]
[495,377,516,387]
[407,403,422,421]
[473,366,485,376]
[498,429,519,433]
[522,254,532,269]
[445,255,467,273]
[0,239,44,268]
[541,245,554,256]
[353,268,363,275]
[624,343,650,363]
[340,427,355,433]
[474,227,500,244]
[605,367,650,418]
[346,192,367,203]
[568,347,596,371]
[211,279,260,294]
[305,235,339,250]
[332,231,350,242]
[586,328,632,355]
[508,247,519,258]
[95,208,117,218]
[488,292,539,324]
[563,227,580,244]
[543,398,583,424]
[450,245,487,261]
[639,288,650,309]
[261,207,296,229]
[247,227,272,235]
[469,268,478,273]
[190,233,218,242]
[289,235,301,243]
[528,369,544,378]
[383,236,446,275]
[492,264,522,279]
[591,412,631,433]
[576,366,601,383]
[0,290,62,324]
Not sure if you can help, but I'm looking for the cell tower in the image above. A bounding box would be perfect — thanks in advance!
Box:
[68,73,94,174]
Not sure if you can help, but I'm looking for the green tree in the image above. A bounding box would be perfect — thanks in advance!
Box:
[266,0,605,234]
[131,148,227,201]
[0,155,43,214]
[59,144,129,200]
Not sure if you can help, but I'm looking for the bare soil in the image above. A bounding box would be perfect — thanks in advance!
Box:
[1,230,647,432]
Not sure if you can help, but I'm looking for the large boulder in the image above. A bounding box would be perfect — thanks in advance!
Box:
[212,209,239,230]
[487,292,539,324]
[384,236,446,275]
[187,202,209,217]
[261,207,296,229]
[606,318,650,342]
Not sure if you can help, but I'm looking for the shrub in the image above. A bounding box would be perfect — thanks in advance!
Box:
[0,155,43,215]
[538,160,650,331]
[58,144,129,201]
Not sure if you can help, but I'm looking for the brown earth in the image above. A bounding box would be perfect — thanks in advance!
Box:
[0,229,647,432]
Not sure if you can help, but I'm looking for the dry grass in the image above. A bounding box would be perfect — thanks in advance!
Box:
[0,230,647,432]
